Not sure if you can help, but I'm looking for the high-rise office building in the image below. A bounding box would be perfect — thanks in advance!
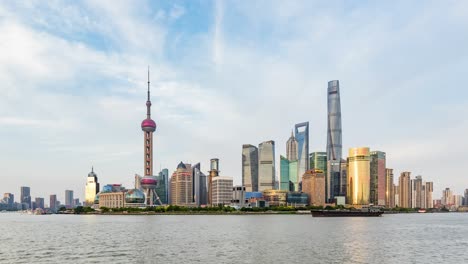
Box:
[170,162,193,206]
[309,152,327,173]
[442,188,453,207]
[3,193,14,209]
[20,186,31,209]
[347,147,370,205]
[286,131,298,161]
[302,169,326,206]
[280,155,298,191]
[394,185,400,207]
[140,70,159,206]
[258,140,275,192]
[425,182,433,209]
[156,169,169,205]
[385,169,394,208]
[65,190,74,209]
[326,80,343,203]
[35,197,44,209]
[49,194,57,212]
[411,176,423,208]
[464,189,468,206]
[242,144,258,192]
[208,158,220,205]
[370,151,386,206]
[85,167,100,206]
[280,155,290,191]
[212,176,233,206]
[192,163,208,206]
[295,122,309,185]
[398,172,411,208]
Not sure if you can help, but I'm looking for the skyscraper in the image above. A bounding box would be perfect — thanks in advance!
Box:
[411,176,423,208]
[156,169,169,205]
[140,69,159,206]
[347,147,370,205]
[3,193,14,210]
[85,167,100,206]
[280,156,298,191]
[208,158,219,205]
[425,182,433,209]
[20,186,31,210]
[326,80,343,202]
[50,194,57,212]
[398,172,411,208]
[302,169,326,206]
[295,122,309,185]
[35,197,45,209]
[242,144,258,192]
[192,163,208,206]
[65,190,74,209]
[385,169,394,208]
[170,162,193,206]
[370,151,386,206]
[258,140,275,192]
[309,152,327,173]
[286,131,298,161]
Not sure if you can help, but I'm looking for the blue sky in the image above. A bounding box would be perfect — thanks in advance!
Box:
[1,1,467,203]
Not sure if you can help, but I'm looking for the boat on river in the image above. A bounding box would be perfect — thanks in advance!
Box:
[311,206,383,217]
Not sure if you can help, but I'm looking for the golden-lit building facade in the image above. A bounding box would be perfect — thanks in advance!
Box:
[262,190,287,207]
[85,168,99,206]
[347,147,370,205]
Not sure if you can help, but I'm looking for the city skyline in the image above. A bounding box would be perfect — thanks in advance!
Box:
[1,1,468,202]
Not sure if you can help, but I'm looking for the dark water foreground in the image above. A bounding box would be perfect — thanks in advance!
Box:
[0,213,467,263]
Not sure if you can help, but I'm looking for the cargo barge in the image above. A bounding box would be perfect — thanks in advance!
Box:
[311,206,383,217]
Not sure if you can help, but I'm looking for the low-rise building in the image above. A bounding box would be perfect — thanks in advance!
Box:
[262,190,287,207]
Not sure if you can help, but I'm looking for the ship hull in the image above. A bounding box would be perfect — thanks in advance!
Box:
[311,210,383,217]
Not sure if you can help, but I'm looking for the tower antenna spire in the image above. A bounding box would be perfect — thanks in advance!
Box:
[147,65,150,101]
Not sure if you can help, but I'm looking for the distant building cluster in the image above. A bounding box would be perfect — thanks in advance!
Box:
[3,77,467,212]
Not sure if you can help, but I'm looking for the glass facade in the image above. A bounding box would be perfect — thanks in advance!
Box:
[295,122,309,185]
[289,161,298,191]
[385,168,394,208]
[326,80,343,202]
[286,192,308,206]
[309,152,327,172]
[280,156,290,191]
[156,169,169,205]
[347,147,370,205]
[242,144,259,192]
[258,141,275,192]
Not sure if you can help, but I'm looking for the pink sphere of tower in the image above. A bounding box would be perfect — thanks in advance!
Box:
[141,176,158,189]
[141,118,156,132]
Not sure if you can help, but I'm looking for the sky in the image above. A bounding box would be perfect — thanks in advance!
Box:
[1,0,468,204]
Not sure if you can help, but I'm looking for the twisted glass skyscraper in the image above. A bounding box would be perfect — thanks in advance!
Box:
[326,80,343,202]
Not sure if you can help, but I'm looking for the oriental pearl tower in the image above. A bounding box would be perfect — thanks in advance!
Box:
[140,69,161,206]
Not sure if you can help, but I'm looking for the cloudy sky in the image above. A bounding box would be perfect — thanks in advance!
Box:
[1,1,467,203]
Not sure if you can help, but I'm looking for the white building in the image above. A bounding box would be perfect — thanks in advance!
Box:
[212,177,233,206]
[232,186,246,208]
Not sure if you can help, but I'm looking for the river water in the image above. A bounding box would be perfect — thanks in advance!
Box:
[0,213,467,263]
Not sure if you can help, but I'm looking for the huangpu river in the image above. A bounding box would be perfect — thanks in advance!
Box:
[1,213,467,264]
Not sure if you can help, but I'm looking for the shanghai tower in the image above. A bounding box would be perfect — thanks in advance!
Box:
[326,80,343,202]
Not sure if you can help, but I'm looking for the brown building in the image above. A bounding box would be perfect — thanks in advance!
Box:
[302,169,326,206]
[399,171,411,208]
[170,162,194,206]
